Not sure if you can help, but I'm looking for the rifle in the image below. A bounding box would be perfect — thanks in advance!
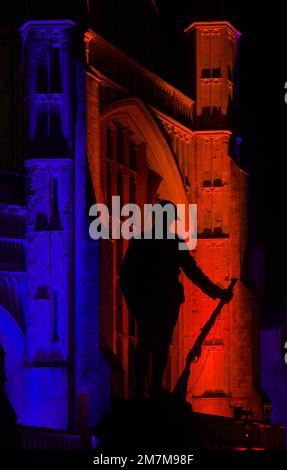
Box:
[172,278,237,402]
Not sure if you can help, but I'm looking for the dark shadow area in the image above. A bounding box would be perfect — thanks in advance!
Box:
[94,394,206,452]
[0,172,26,206]
[0,345,18,450]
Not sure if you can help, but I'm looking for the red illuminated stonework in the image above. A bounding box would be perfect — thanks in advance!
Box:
[85,21,265,420]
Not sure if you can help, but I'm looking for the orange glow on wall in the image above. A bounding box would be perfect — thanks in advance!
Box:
[85,21,265,420]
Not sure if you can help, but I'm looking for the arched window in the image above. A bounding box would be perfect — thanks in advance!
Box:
[104,121,142,215]
[36,51,49,92]
[50,47,62,93]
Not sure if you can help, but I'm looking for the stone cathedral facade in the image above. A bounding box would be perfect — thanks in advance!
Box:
[0,16,266,432]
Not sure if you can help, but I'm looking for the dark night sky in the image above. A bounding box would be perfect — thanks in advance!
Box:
[3,0,287,306]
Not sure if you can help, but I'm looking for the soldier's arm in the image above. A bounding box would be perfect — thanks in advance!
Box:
[179,248,222,300]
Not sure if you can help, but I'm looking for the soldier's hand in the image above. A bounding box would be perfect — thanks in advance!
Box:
[218,288,233,303]
[192,346,202,363]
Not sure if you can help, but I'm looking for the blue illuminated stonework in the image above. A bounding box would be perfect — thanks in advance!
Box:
[0,20,108,432]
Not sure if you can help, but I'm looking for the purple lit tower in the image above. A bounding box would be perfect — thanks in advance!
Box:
[17,20,107,430]
[20,20,74,429]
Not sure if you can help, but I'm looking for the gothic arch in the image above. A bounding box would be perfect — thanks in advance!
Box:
[99,98,190,398]
[0,305,26,421]
[101,97,188,205]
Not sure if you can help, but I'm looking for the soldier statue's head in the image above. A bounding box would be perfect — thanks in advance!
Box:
[158,200,180,217]
[152,199,180,238]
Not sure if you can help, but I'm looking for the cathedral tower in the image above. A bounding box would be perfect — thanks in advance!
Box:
[184,22,264,418]
[20,20,75,429]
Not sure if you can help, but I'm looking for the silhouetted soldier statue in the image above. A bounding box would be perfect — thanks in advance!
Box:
[120,200,233,399]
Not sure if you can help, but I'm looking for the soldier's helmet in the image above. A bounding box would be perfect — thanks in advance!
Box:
[157,199,181,221]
